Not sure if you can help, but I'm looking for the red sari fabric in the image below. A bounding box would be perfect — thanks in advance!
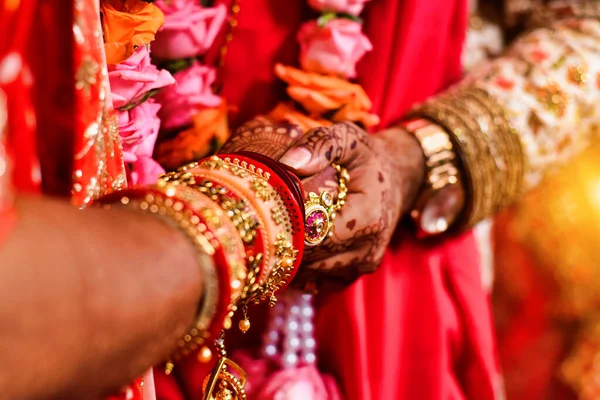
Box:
[317,3,498,398]
[160,1,499,400]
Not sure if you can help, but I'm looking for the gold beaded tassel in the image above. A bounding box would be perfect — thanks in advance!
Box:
[238,306,250,334]
[203,333,248,400]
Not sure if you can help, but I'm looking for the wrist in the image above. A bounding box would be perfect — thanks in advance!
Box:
[399,119,466,236]
[378,126,426,214]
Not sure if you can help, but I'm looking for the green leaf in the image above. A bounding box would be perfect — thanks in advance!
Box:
[159,58,195,74]
[317,11,363,27]
[117,88,162,111]
[337,12,362,23]
[208,136,221,156]
[317,12,337,27]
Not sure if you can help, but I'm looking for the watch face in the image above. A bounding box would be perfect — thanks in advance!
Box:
[421,183,465,234]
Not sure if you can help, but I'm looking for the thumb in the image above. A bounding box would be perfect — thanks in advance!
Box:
[280,123,364,176]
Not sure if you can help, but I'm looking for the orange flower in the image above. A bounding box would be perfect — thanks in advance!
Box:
[101,0,165,64]
[154,101,230,170]
[332,105,380,128]
[275,64,380,129]
[269,102,332,133]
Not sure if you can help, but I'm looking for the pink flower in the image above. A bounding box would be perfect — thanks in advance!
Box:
[108,46,175,109]
[156,62,221,130]
[298,19,372,79]
[232,350,275,398]
[152,0,227,60]
[307,0,371,16]
[128,156,165,186]
[233,350,342,400]
[257,366,342,400]
[117,99,162,163]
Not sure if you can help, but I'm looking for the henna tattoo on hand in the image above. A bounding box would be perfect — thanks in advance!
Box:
[293,123,425,287]
[219,120,303,160]
[222,120,425,288]
[298,122,371,166]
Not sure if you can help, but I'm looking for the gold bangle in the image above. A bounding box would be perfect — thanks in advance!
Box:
[161,157,301,310]
[468,87,525,202]
[414,102,485,228]
[529,1,600,29]
[411,85,526,230]
[449,91,506,215]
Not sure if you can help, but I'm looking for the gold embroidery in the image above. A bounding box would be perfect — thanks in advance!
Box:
[529,82,568,117]
[76,121,99,160]
[568,64,589,86]
[250,178,272,202]
[551,54,567,69]
[75,56,98,96]
[528,110,544,134]
[72,1,126,205]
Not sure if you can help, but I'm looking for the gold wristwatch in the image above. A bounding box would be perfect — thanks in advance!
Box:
[401,119,465,237]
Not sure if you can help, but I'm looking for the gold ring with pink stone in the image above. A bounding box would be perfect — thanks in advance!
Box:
[304,163,349,247]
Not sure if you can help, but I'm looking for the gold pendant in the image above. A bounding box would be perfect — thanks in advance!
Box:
[202,357,248,400]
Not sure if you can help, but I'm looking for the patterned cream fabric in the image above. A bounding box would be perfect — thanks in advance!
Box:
[468,17,600,187]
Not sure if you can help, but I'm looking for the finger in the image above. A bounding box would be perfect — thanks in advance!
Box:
[294,245,382,288]
[279,122,369,176]
[303,220,377,265]
[301,167,338,197]
[219,120,303,160]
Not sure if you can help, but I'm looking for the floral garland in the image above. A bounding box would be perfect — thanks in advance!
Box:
[151,0,230,171]
[100,0,169,186]
[269,0,379,131]
[100,0,378,188]
[100,0,229,187]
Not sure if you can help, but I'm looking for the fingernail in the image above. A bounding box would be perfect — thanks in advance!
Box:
[280,147,312,170]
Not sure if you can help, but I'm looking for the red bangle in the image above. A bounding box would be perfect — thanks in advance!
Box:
[194,155,304,297]
[171,185,247,315]
[219,153,305,288]
[160,168,272,296]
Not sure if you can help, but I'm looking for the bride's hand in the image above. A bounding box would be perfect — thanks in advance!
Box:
[280,122,425,286]
[218,119,303,160]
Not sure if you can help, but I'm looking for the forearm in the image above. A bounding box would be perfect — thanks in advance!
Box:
[0,196,202,399]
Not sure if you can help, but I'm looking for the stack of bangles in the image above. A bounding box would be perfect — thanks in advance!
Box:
[95,152,348,398]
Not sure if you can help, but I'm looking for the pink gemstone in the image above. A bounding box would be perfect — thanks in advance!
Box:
[306,210,328,240]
